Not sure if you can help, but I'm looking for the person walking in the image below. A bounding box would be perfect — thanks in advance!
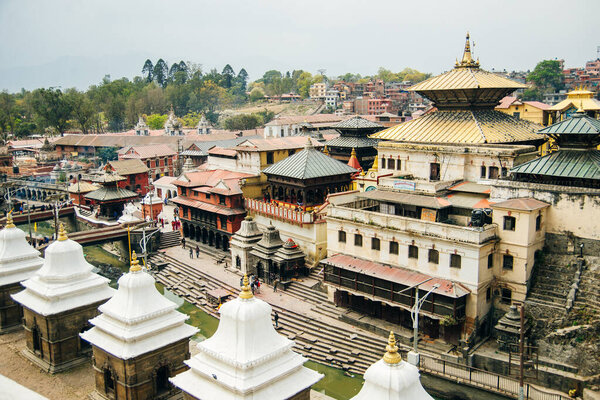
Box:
[181,237,186,248]
[274,311,279,328]
[189,247,193,259]
[255,278,261,294]
[273,278,279,292]
[250,281,255,295]
[195,245,200,258]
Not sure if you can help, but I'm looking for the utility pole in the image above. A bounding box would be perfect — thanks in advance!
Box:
[26,189,32,243]
[518,303,525,400]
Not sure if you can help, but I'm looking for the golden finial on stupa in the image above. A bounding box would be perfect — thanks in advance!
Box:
[130,251,141,272]
[239,274,253,299]
[57,223,68,241]
[371,154,379,171]
[457,32,479,68]
[383,331,402,364]
[5,211,15,229]
[323,145,329,156]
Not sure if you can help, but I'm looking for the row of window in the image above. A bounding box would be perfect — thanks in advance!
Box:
[485,286,512,304]
[503,215,542,232]
[380,158,402,171]
[340,231,517,270]
[480,165,508,179]
[339,231,462,268]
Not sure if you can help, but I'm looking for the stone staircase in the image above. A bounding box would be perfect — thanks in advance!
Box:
[159,230,181,249]
[571,256,600,321]
[78,208,93,217]
[527,255,577,309]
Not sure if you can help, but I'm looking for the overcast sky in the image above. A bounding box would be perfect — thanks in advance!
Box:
[1,0,599,92]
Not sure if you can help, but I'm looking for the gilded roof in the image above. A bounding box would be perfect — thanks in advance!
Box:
[510,150,600,180]
[410,67,526,92]
[262,141,356,179]
[372,110,542,144]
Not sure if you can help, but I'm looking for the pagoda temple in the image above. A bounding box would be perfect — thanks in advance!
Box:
[85,164,138,220]
[325,116,382,170]
[0,213,43,333]
[170,275,323,400]
[81,252,197,400]
[549,87,600,121]
[12,224,115,373]
[511,107,600,188]
[373,33,543,145]
[351,332,433,400]
[262,138,356,210]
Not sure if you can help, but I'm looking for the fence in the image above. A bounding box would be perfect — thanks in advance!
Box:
[420,355,568,400]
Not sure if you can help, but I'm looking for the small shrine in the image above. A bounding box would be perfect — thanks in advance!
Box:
[81,252,197,400]
[549,87,600,121]
[117,203,143,226]
[67,180,99,206]
[170,275,323,399]
[352,332,433,399]
[325,116,382,170]
[0,213,44,333]
[141,192,163,221]
[262,138,356,211]
[165,108,184,136]
[85,164,138,220]
[197,115,212,135]
[494,305,530,352]
[12,224,115,373]
[135,116,150,136]
[272,238,306,282]
[230,216,262,274]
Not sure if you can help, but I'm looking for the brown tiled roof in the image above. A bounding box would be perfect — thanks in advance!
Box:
[171,196,246,216]
[208,147,238,157]
[491,198,549,211]
[108,159,149,175]
[173,169,255,195]
[120,144,177,159]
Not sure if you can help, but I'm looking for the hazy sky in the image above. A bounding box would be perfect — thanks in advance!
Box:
[1,0,599,92]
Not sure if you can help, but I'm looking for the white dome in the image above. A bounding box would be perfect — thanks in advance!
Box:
[0,215,43,286]
[12,224,115,316]
[352,332,433,400]
[81,252,197,359]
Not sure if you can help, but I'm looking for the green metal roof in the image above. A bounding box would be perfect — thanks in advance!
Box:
[332,116,383,129]
[325,136,378,149]
[539,113,600,135]
[262,143,356,179]
[510,150,600,180]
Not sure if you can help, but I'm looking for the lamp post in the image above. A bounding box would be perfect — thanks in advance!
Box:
[579,243,584,258]
[408,282,440,366]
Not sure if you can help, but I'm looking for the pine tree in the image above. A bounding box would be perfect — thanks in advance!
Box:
[142,59,154,83]
[153,59,168,88]
[222,64,235,88]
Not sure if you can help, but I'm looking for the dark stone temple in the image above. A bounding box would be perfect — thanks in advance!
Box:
[325,116,382,170]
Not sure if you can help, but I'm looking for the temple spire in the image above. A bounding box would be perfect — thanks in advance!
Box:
[239,274,253,299]
[383,331,401,364]
[456,32,480,68]
[57,223,68,241]
[130,251,141,272]
[5,212,15,229]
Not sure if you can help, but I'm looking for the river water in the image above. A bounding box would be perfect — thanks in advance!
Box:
[77,244,447,400]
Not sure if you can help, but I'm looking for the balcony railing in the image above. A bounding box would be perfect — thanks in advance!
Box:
[245,198,323,225]
[328,204,497,245]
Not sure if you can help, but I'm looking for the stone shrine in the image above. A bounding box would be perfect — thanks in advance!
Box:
[12,224,115,373]
[170,275,323,399]
[81,252,197,399]
[0,213,44,333]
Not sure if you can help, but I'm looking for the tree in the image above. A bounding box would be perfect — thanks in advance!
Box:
[142,59,154,83]
[65,89,96,134]
[0,91,16,136]
[262,70,282,85]
[146,113,168,130]
[29,88,72,136]
[237,68,249,90]
[153,59,169,88]
[222,64,235,88]
[528,60,564,92]
[223,113,262,130]
[249,87,265,102]
[97,147,118,163]
[296,72,313,98]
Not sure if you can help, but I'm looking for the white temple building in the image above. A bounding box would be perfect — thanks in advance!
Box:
[135,116,150,136]
[81,251,197,399]
[197,115,212,135]
[170,275,323,400]
[11,224,115,372]
[351,332,433,400]
[0,213,44,333]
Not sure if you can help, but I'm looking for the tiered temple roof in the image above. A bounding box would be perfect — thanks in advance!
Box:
[12,224,114,316]
[170,275,322,399]
[81,252,197,359]
[0,214,43,287]
[373,34,542,145]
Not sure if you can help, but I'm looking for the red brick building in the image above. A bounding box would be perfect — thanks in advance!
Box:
[119,144,178,181]
[108,159,150,196]
[172,170,254,252]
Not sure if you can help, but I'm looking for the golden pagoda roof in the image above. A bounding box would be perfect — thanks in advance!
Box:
[550,87,600,112]
[408,34,526,108]
[372,109,542,144]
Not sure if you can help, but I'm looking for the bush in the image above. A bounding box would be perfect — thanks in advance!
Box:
[223,113,263,131]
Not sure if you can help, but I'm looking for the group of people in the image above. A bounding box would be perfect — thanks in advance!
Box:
[241,274,262,295]
[188,244,201,259]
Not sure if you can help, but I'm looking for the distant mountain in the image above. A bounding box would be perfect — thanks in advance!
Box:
[0,53,151,92]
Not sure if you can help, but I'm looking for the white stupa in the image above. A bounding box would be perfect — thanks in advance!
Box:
[117,202,142,225]
[0,213,43,288]
[170,275,323,400]
[12,223,115,316]
[351,332,434,400]
[80,251,198,359]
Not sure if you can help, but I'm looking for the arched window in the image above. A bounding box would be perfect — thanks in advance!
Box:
[156,365,170,395]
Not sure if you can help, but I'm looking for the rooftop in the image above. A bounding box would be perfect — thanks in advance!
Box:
[491,198,550,211]
[120,143,177,159]
[108,158,149,175]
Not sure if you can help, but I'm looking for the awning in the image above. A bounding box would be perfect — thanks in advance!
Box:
[172,196,246,216]
[358,190,451,209]
[321,254,470,298]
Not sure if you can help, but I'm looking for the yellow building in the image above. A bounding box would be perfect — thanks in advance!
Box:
[495,96,551,126]
[549,87,600,122]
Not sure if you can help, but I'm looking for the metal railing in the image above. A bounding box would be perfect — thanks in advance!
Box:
[419,355,568,400]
